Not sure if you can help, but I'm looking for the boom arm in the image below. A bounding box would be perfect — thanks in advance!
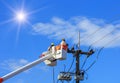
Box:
[0,53,53,83]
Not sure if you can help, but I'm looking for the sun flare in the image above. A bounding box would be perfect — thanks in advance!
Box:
[15,11,27,23]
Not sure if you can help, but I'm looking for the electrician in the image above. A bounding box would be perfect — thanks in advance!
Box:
[60,38,68,51]
[48,43,56,54]
[48,43,54,51]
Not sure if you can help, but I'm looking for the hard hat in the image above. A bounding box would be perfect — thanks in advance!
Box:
[62,38,65,41]
[51,43,54,45]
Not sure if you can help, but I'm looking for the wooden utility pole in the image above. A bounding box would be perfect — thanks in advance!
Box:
[68,31,94,83]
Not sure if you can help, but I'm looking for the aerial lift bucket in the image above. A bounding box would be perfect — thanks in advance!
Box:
[43,48,67,66]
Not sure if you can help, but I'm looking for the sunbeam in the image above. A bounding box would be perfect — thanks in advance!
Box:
[0,18,15,25]
[0,0,47,46]
[15,10,27,23]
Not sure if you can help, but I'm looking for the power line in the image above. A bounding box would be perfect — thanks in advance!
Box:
[85,34,120,72]
[103,35,120,48]
[53,67,55,83]
[81,47,102,71]
[81,57,88,69]
[57,31,120,83]
[85,47,104,72]
[81,28,103,42]
[67,57,75,72]
[89,27,119,48]
[64,64,66,72]
[81,14,120,43]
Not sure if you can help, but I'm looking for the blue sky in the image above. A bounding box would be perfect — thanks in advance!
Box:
[0,0,120,83]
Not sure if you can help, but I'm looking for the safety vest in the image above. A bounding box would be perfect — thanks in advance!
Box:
[55,44,68,51]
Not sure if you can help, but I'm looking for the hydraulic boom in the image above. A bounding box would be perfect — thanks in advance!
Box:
[0,53,52,83]
[0,48,67,83]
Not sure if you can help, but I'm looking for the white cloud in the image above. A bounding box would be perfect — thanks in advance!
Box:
[32,16,120,48]
[0,59,29,72]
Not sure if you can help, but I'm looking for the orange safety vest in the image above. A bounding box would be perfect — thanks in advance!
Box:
[55,45,61,50]
[55,45,68,51]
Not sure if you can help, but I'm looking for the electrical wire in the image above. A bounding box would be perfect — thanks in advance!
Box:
[81,14,120,44]
[84,71,88,80]
[98,32,120,51]
[78,14,120,51]
[86,30,120,71]
[87,45,93,51]
[53,67,55,83]
[64,64,66,72]
[85,60,96,72]
[56,58,74,83]
[89,27,118,48]
[81,57,88,69]
[81,45,95,70]
[56,31,120,83]
[85,47,103,72]
[81,28,103,42]
[67,57,75,72]
[85,34,120,72]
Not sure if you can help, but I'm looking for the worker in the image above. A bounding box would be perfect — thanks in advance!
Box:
[60,38,66,45]
[40,43,55,58]
[48,43,54,51]
[60,38,68,51]
[48,43,56,54]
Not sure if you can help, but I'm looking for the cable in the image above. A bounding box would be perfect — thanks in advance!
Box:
[53,67,55,83]
[85,60,96,72]
[96,47,103,59]
[102,35,120,48]
[85,34,120,72]
[85,47,103,71]
[81,28,103,42]
[84,71,88,80]
[79,13,120,48]
[87,45,92,51]
[82,46,97,70]
[81,57,88,69]
[64,64,66,72]
[81,45,96,70]
[67,57,75,72]
[89,27,118,48]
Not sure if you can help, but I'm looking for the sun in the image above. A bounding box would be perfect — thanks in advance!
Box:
[15,11,27,23]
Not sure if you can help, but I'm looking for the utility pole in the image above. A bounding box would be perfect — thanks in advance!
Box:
[75,50,80,83]
[57,31,94,83]
[67,31,94,83]
[76,31,80,83]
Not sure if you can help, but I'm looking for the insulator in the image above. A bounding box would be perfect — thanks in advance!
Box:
[74,71,84,81]
[58,72,72,81]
